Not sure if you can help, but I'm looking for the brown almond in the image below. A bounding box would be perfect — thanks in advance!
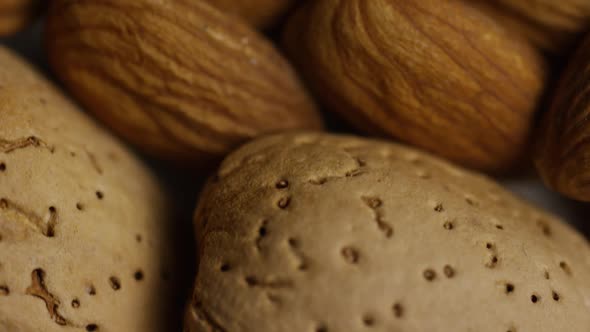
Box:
[472,0,590,53]
[536,33,590,201]
[206,0,294,29]
[45,0,321,165]
[0,0,42,36]
[283,0,546,173]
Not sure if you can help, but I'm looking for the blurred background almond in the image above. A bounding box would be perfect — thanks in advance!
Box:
[205,0,295,29]
[536,33,590,202]
[0,0,43,37]
[472,0,590,54]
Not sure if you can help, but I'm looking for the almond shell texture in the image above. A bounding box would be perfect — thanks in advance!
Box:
[186,132,590,332]
[0,47,176,332]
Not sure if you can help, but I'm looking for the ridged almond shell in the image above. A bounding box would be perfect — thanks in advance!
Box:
[472,0,590,53]
[536,33,590,201]
[283,0,546,173]
[46,0,321,165]
[0,0,42,36]
[206,0,294,29]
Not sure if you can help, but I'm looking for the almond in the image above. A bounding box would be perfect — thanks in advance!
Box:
[45,0,321,165]
[472,0,590,53]
[283,0,547,173]
[536,33,590,201]
[0,46,177,332]
[206,0,294,29]
[186,132,590,332]
[0,0,42,36]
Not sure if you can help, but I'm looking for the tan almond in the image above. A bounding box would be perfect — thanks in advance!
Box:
[45,0,321,165]
[186,132,590,332]
[283,0,547,173]
[0,46,176,332]
[536,33,590,201]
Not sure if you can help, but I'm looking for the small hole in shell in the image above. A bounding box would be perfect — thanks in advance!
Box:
[559,261,572,275]
[86,324,98,331]
[362,315,375,326]
[363,197,382,208]
[96,191,104,200]
[537,220,551,236]
[392,303,403,318]
[486,255,499,268]
[443,221,454,230]
[315,324,328,332]
[552,291,560,302]
[134,270,144,281]
[245,276,256,287]
[288,238,299,248]
[505,283,515,294]
[109,276,121,291]
[275,180,289,189]
[71,299,80,308]
[443,265,455,278]
[465,197,476,206]
[423,269,436,281]
[531,294,539,303]
[0,163,5,172]
[277,197,291,209]
[341,247,359,264]
[76,203,84,211]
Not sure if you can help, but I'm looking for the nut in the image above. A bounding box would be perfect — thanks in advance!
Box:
[186,132,590,332]
[0,46,177,332]
[45,0,321,164]
[472,0,590,53]
[283,0,546,173]
[535,33,590,201]
[0,0,43,36]
[205,0,294,29]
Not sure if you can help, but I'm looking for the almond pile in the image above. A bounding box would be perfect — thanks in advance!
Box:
[1,0,589,331]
